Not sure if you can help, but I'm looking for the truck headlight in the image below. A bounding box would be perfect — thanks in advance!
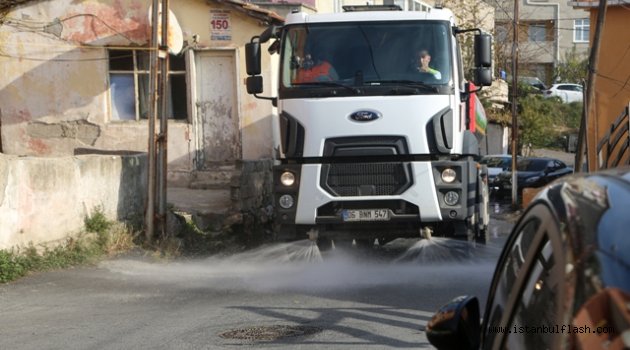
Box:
[280,171,295,186]
[444,191,459,206]
[441,168,457,183]
[279,194,294,209]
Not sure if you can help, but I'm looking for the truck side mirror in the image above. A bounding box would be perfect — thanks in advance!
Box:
[246,76,263,94]
[473,33,492,87]
[474,67,492,87]
[245,42,261,76]
[426,295,480,350]
[474,34,492,68]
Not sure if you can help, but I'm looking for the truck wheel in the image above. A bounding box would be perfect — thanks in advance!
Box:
[452,221,475,242]
[355,238,375,250]
[316,237,334,252]
[475,225,489,245]
[378,237,393,246]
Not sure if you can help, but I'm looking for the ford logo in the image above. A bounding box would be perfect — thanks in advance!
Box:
[349,110,381,122]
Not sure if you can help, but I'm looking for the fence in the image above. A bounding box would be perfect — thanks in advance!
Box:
[597,103,630,169]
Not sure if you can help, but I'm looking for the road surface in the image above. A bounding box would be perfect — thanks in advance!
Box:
[0,207,515,350]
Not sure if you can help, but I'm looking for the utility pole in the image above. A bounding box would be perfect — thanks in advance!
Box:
[510,0,519,209]
[157,0,170,238]
[576,0,607,172]
[146,0,170,242]
[146,0,159,241]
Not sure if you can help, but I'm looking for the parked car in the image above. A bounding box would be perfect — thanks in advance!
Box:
[543,83,584,103]
[492,157,573,198]
[480,154,519,184]
[519,76,547,91]
[426,167,630,350]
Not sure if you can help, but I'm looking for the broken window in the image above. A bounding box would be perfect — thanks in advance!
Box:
[108,49,189,121]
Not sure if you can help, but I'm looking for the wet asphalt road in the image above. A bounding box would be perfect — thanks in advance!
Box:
[0,202,518,350]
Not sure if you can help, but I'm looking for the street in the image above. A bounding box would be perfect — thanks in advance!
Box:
[0,204,516,350]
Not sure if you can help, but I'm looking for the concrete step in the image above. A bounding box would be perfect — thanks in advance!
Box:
[167,187,242,233]
[189,165,240,190]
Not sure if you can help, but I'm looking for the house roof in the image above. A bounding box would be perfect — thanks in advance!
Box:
[0,0,34,13]
[570,0,630,7]
[214,0,284,24]
[0,0,284,24]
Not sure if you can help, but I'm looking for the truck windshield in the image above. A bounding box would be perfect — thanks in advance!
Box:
[280,21,452,94]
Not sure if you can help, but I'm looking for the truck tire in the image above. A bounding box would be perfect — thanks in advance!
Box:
[452,221,475,242]
[355,238,375,250]
[476,224,489,245]
[316,237,334,252]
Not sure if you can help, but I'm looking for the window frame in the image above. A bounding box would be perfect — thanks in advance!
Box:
[573,19,590,43]
[527,22,547,43]
[107,48,191,122]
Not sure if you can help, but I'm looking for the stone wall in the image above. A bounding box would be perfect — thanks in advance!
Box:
[0,153,147,250]
[230,159,274,231]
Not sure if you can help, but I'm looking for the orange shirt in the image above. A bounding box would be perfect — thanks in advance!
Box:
[294,61,334,83]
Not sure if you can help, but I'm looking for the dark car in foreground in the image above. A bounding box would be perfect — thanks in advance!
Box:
[426,167,630,350]
[492,157,573,198]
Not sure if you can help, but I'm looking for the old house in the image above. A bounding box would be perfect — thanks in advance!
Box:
[0,0,283,249]
[0,0,282,182]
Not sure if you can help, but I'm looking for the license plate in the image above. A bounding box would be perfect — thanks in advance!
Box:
[342,209,390,222]
[504,184,512,189]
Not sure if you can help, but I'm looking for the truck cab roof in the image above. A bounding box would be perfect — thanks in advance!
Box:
[284,8,456,25]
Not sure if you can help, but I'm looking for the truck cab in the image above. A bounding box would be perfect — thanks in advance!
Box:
[245,6,492,249]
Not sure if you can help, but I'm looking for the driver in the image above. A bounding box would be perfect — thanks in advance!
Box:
[415,50,441,80]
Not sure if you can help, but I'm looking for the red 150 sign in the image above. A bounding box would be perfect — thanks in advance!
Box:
[211,19,229,30]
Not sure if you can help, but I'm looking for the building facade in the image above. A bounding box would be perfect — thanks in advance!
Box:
[0,0,283,187]
[491,0,590,85]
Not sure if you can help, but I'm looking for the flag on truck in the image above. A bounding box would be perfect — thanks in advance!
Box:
[467,82,487,140]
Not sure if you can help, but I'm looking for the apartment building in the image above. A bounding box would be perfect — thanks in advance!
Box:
[490,0,590,85]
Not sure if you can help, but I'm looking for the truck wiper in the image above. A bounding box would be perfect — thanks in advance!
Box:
[365,80,438,93]
[293,81,362,94]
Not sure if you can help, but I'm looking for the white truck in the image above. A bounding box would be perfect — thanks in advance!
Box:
[245,4,491,249]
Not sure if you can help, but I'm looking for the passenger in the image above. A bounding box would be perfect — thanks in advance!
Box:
[293,52,339,83]
[414,50,441,80]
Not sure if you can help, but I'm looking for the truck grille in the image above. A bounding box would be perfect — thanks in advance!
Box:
[321,162,412,196]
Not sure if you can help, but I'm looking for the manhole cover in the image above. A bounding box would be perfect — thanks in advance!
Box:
[219,325,322,341]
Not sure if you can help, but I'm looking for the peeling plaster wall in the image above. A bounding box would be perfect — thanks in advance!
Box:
[0,0,276,169]
[0,153,147,250]
[0,0,150,157]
